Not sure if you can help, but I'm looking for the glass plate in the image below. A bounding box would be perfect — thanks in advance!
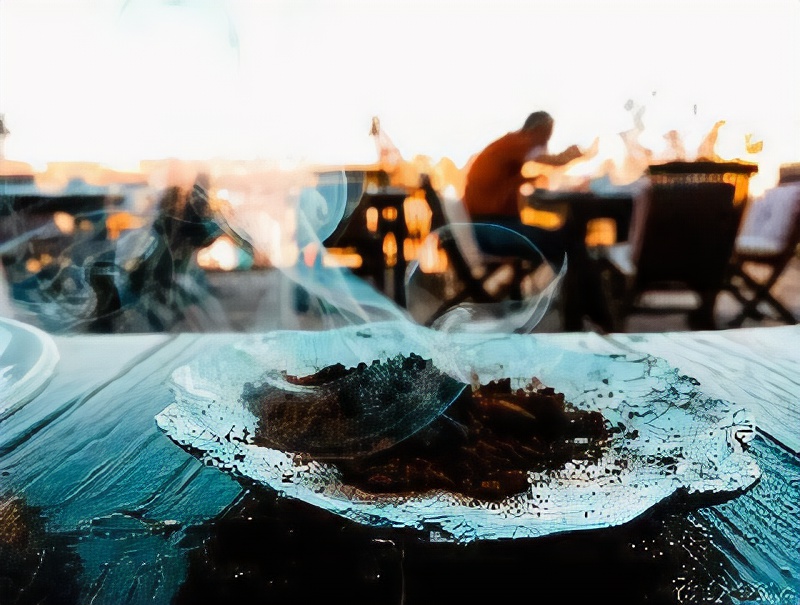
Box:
[156,321,760,543]
[0,317,60,416]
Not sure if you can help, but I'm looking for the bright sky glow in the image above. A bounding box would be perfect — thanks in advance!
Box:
[1,0,798,184]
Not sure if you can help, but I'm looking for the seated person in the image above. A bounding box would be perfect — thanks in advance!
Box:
[463,111,607,330]
[462,110,590,265]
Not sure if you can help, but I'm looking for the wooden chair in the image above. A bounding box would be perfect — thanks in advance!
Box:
[725,183,800,326]
[596,181,740,331]
[407,179,557,328]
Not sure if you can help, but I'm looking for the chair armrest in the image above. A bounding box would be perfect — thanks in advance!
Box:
[596,242,636,277]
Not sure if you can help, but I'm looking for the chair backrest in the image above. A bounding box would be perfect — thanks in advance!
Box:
[420,178,486,275]
[631,181,739,291]
[736,183,800,257]
[647,161,757,209]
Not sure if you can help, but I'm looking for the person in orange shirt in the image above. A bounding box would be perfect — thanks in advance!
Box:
[463,111,585,220]
[461,111,588,267]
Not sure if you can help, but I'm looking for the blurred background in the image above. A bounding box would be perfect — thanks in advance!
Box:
[1,0,799,335]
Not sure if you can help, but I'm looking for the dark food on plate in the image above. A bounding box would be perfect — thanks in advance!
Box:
[334,379,610,501]
[244,354,464,456]
[245,355,611,502]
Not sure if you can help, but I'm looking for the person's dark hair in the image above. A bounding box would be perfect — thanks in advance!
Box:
[522,111,553,131]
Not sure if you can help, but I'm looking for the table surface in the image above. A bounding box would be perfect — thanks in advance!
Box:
[1,325,798,604]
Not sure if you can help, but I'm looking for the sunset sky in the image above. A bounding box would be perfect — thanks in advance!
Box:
[1,0,798,184]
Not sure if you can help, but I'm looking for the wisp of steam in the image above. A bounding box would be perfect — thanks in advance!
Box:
[219,167,565,456]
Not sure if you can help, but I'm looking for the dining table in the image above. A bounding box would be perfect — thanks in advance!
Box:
[522,187,636,331]
[1,319,798,604]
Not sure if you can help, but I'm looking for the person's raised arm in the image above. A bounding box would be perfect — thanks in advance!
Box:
[532,137,599,166]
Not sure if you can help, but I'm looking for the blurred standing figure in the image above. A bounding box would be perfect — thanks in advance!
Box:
[370,116,403,180]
